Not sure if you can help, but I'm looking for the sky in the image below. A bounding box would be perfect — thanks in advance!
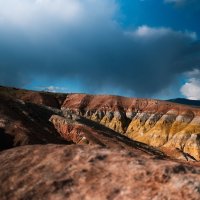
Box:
[0,0,200,99]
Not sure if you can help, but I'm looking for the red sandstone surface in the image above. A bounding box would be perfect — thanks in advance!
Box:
[62,93,200,115]
[62,94,200,161]
[0,144,200,200]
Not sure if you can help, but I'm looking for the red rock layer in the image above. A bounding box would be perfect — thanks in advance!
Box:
[61,94,200,160]
[62,94,200,115]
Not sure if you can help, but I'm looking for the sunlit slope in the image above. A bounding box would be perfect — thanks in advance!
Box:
[62,94,200,160]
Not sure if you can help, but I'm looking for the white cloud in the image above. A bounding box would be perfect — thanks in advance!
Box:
[37,86,67,93]
[131,26,171,37]
[0,1,200,96]
[181,69,200,100]
[0,0,117,31]
[126,25,197,40]
[186,69,200,77]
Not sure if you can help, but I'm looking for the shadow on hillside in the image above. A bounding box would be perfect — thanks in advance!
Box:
[0,128,14,151]
[77,117,167,158]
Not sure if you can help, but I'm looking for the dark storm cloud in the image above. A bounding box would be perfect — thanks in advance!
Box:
[165,0,200,10]
[0,0,200,96]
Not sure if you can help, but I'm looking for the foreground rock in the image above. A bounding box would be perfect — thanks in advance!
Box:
[0,144,200,200]
[62,94,200,160]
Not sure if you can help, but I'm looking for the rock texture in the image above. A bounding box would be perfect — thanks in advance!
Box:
[0,144,200,200]
[62,94,200,160]
[0,93,70,150]
[1,86,200,199]
[1,85,200,161]
[49,114,166,157]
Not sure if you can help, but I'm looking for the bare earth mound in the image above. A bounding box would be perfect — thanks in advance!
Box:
[0,144,200,200]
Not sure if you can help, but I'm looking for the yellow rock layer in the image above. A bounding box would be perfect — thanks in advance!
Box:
[108,117,126,134]
[62,107,200,161]
[106,113,200,160]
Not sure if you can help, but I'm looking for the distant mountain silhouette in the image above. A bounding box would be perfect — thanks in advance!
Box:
[168,98,200,107]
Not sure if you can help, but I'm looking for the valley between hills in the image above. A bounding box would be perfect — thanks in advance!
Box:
[0,86,200,200]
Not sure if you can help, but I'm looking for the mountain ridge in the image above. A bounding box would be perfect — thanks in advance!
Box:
[0,86,200,199]
[61,94,200,160]
[1,85,200,160]
[168,98,200,107]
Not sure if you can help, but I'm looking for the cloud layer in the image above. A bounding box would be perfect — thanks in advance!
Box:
[0,0,200,96]
[181,69,200,100]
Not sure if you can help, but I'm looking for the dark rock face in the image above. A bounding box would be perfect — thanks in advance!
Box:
[0,128,14,150]
[0,93,70,148]
[0,144,200,200]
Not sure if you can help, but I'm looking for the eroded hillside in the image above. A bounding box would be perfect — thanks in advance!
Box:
[0,86,200,199]
[1,86,200,161]
[61,94,200,161]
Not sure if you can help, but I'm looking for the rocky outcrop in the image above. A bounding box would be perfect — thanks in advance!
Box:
[49,114,167,157]
[1,86,200,199]
[0,144,200,200]
[49,115,97,145]
[0,93,70,150]
[62,94,200,160]
[1,85,200,161]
